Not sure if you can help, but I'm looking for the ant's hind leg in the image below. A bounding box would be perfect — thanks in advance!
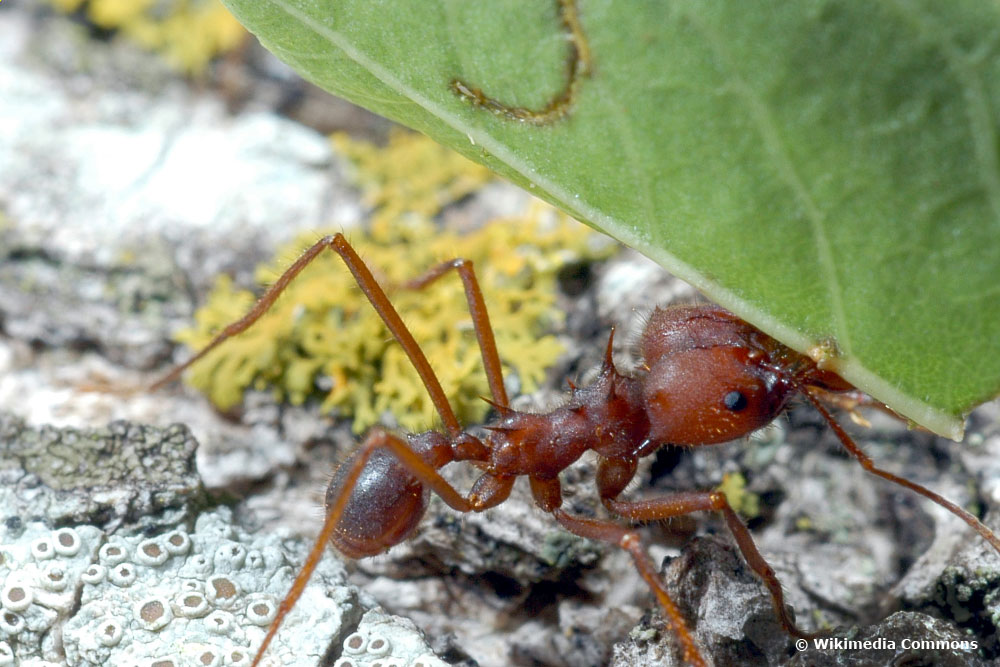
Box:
[252,429,499,667]
[401,258,508,408]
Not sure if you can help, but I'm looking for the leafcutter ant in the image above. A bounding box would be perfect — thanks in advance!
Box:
[152,233,1000,666]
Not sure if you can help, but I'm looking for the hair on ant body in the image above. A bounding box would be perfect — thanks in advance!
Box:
[152,233,1000,667]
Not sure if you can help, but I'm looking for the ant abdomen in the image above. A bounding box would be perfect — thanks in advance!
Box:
[640,306,798,445]
[324,432,428,559]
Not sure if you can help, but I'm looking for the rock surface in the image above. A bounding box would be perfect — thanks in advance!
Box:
[0,414,202,530]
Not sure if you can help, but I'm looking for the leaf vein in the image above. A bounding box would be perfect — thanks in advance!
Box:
[887,0,1000,231]
[681,9,851,354]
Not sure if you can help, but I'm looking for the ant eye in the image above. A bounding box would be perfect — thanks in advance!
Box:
[723,390,748,412]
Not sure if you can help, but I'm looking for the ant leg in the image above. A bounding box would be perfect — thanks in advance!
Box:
[601,486,817,641]
[150,233,464,437]
[804,391,1000,554]
[252,429,513,667]
[549,507,706,667]
[527,473,703,665]
[401,258,508,408]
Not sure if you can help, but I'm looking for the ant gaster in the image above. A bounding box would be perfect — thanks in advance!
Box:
[152,233,1000,667]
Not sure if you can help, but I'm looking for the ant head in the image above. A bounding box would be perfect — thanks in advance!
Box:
[324,434,428,559]
[639,306,800,446]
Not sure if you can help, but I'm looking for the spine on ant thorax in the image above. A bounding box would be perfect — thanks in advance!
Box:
[483,365,651,479]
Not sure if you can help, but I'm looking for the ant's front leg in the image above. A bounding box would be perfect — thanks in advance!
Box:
[805,392,1000,554]
[150,233,466,437]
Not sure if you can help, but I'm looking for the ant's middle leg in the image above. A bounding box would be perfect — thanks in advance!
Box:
[150,233,465,437]
[546,505,706,667]
[597,460,816,641]
[526,476,705,666]
[400,258,509,408]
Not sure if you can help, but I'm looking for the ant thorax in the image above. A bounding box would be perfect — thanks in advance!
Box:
[484,361,651,477]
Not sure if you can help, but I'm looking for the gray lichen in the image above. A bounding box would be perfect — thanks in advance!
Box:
[60,508,360,667]
[0,522,102,663]
[1,501,451,666]
[0,413,203,530]
[0,417,444,667]
[334,609,450,667]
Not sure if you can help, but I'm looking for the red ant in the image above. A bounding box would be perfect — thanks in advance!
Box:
[152,233,1000,667]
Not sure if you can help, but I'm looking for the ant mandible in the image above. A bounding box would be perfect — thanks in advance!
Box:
[152,233,1000,667]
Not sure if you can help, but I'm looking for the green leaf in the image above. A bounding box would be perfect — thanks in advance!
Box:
[222,0,1000,438]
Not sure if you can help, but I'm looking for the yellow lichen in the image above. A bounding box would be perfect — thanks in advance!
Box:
[88,0,154,28]
[175,133,613,433]
[717,472,761,520]
[46,0,245,74]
